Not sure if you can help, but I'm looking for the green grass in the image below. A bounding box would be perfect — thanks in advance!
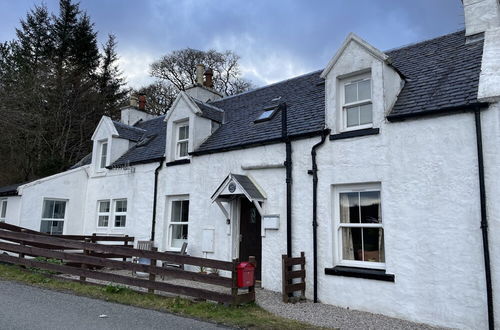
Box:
[0,263,321,329]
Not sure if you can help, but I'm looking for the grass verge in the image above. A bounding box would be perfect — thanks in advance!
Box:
[0,263,321,329]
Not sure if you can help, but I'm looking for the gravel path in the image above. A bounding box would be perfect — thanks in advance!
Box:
[255,289,448,330]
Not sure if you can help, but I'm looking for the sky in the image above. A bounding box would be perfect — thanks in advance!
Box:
[0,0,465,89]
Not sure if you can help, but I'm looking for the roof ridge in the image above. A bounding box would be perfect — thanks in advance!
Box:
[385,29,464,54]
[113,120,147,132]
[210,69,323,103]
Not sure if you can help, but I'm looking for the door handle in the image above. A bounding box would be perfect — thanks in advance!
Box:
[239,234,243,242]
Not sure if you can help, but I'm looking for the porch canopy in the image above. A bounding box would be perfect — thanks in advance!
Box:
[211,173,266,219]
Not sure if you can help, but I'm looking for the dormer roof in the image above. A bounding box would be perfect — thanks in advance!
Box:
[320,32,389,79]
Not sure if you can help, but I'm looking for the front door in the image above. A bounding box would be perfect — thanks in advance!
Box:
[239,198,262,280]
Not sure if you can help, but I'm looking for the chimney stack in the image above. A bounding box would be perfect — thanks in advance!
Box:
[204,68,214,88]
[130,93,139,108]
[196,64,205,86]
[463,0,500,37]
[138,94,146,110]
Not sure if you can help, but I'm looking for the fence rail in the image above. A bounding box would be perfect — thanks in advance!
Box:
[282,252,306,303]
[0,224,255,305]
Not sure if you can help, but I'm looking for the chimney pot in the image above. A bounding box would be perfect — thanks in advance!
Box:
[138,94,146,111]
[204,68,214,88]
[196,64,205,85]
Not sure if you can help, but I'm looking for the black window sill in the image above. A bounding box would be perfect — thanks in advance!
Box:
[166,159,190,167]
[325,266,395,282]
[330,128,379,141]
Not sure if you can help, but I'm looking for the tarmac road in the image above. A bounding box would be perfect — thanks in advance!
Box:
[0,280,229,330]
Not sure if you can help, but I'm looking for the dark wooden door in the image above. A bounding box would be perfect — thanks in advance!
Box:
[239,198,262,280]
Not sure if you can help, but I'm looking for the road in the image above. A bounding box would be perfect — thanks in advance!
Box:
[0,280,229,330]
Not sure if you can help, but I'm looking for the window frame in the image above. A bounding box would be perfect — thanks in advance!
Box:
[0,198,7,222]
[40,198,67,235]
[96,200,111,228]
[175,121,190,160]
[166,196,189,251]
[98,140,108,170]
[113,199,127,228]
[340,73,373,132]
[332,183,385,270]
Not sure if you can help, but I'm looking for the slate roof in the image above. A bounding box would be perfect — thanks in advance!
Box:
[191,98,224,123]
[192,30,484,154]
[111,115,167,167]
[193,70,325,154]
[232,174,265,200]
[68,30,486,166]
[386,30,484,119]
[69,152,92,170]
[0,183,21,196]
[113,121,146,142]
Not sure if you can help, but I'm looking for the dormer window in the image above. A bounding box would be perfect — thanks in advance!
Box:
[342,73,372,131]
[99,141,108,169]
[176,121,189,159]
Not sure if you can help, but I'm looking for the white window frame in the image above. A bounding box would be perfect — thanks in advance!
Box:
[332,183,385,270]
[166,196,189,251]
[40,198,67,235]
[98,140,108,170]
[175,121,189,160]
[96,200,111,228]
[113,199,127,228]
[0,198,7,222]
[340,73,373,132]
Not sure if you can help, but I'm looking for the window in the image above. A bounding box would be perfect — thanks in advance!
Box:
[114,199,127,227]
[342,74,372,130]
[334,184,384,269]
[254,106,278,123]
[175,122,189,159]
[96,199,127,228]
[97,200,110,227]
[168,198,189,250]
[99,141,108,169]
[0,199,7,222]
[40,199,66,235]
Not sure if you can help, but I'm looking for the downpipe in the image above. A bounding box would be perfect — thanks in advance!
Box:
[310,129,330,303]
[474,108,494,330]
[150,158,165,241]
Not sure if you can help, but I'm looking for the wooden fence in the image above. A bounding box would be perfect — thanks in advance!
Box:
[282,252,306,303]
[0,224,255,305]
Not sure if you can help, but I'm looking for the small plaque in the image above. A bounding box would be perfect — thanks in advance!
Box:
[228,181,236,193]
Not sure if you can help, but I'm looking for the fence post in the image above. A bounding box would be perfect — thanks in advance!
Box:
[300,251,305,298]
[231,258,239,305]
[19,229,26,269]
[80,238,91,282]
[282,254,288,303]
[148,247,158,294]
[123,235,129,262]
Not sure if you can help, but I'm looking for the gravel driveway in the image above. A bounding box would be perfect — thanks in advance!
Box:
[255,289,448,330]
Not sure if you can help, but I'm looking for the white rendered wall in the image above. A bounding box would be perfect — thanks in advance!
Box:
[83,163,158,243]
[3,196,21,225]
[17,167,89,234]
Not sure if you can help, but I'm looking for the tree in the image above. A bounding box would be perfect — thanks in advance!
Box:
[143,48,251,114]
[136,80,176,115]
[0,0,128,185]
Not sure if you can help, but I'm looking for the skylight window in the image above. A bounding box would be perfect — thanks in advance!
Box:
[255,106,279,123]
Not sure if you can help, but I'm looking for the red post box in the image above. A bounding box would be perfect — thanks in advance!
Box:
[236,262,255,288]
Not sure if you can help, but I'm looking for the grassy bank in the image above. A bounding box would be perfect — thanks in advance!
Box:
[0,263,320,329]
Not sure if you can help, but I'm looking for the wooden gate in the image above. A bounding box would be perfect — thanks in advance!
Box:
[282,252,306,303]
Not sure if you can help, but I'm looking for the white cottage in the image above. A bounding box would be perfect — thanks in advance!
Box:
[1,1,500,328]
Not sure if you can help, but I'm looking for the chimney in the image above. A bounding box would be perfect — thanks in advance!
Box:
[130,93,139,108]
[204,68,214,88]
[463,0,500,37]
[138,94,146,110]
[196,64,205,86]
